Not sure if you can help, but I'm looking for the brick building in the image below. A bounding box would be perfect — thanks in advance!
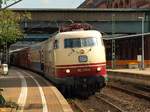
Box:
[79,0,150,8]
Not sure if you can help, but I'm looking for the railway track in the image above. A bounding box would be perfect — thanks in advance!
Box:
[107,84,150,101]
[69,94,126,112]
[95,94,126,112]
[70,78,150,112]
[135,85,150,92]
[69,100,87,112]
[69,85,150,112]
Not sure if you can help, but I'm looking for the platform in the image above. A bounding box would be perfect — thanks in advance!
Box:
[107,68,150,76]
[0,67,73,112]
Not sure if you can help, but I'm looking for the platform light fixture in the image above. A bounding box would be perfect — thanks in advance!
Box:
[138,16,145,70]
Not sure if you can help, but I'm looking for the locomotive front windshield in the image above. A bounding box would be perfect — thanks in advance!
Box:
[64,37,98,48]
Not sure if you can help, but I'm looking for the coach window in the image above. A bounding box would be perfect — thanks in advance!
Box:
[54,40,59,49]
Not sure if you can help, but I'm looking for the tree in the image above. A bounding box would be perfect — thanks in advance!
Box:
[0,10,31,63]
[0,0,25,107]
[0,10,22,45]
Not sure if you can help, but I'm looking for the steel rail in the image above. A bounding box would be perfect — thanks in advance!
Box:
[71,100,86,112]
[107,84,150,101]
[95,95,126,112]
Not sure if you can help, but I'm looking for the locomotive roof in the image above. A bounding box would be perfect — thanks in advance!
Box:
[55,30,101,39]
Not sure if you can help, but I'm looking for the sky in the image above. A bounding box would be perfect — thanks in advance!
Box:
[3,0,85,8]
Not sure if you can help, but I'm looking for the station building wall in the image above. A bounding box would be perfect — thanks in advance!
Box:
[104,36,150,68]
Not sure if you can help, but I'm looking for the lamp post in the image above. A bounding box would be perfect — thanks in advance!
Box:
[138,16,145,70]
[112,14,115,69]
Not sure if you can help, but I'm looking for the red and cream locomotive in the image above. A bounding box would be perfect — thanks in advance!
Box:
[11,23,107,96]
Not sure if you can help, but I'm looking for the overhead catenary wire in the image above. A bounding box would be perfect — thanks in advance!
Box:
[0,0,22,10]
[102,32,150,40]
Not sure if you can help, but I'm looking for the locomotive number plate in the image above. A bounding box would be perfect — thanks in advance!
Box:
[78,55,88,62]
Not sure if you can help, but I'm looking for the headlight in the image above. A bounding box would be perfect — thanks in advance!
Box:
[66,69,70,73]
[97,67,101,71]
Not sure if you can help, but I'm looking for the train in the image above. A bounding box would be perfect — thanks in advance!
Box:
[11,23,107,96]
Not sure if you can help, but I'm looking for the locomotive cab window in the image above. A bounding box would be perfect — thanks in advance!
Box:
[64,37,98,48]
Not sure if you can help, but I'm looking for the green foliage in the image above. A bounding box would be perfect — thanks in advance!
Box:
[0,10,21,45]
[0,10,31,47]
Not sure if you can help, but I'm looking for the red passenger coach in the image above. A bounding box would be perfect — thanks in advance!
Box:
[11,48,30,68]
[11,23,107,97]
